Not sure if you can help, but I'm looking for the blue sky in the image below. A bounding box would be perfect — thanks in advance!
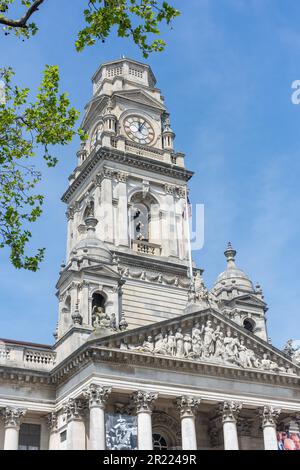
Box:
[0,0,300,347]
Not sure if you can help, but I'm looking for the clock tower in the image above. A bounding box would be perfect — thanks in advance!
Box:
[55,58,195,358]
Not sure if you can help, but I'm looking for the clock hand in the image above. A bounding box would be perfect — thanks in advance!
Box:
[138,121,146,132]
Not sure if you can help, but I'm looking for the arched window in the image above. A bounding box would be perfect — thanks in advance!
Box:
[243,318,255,333]
[91,292,108,328]
[62,296,71,314]
[132,203,149,241]
[130,192,160,245]
[152,433,168,450]
[92,292,106,311]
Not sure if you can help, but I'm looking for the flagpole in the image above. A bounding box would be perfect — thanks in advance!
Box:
[185,186,194,280]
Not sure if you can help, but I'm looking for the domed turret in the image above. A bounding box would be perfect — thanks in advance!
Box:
[213,242,254,295]
[72,216,112,264]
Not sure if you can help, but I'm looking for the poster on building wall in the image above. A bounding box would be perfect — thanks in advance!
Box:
[277,432,300,450]
[105,414,138,450]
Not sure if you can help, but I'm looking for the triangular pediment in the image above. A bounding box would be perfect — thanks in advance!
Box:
[81,263,121,279]
[90,307,299,377]
[227,294,267,309]
[56,262,121,289]
[81,96,106,127]
[114,89,166,111]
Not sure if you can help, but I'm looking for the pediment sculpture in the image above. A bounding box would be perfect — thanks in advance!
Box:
[283,339,300,366]
[119,318,297,376]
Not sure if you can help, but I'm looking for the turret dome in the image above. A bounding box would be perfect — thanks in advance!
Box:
[72,217,112,264]
[213,242,254,293]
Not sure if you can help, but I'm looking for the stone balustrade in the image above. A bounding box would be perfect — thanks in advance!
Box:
[0,341,56,371]
[132,240,162,256]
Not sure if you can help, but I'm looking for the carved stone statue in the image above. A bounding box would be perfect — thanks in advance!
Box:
[202,320,215,357]
[175,328,184,358]
[183,334,192,357]
[192,323,202,358]
[167,330,176,356]
[85,199,95,218]
[283,339,295,357]
[214,329,225,360]
[223,330,239,364]
[92,305,111,329]
[143,336,154,353]
[154,333,168,355]
[292,348,300,366]
[261,353,279,372]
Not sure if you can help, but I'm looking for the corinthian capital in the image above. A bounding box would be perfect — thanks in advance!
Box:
[63,398,85,421]
[132,390,158,414]
[47,412,58,431]
[260,405,281,428]
[1,407,26,428]
[219,401,242,423]
[175,396,201,418]
[83,384,112,409]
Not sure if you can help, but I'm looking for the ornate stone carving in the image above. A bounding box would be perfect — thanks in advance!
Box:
[208,416,223,447]
[115,171,128,183]
[219,401,242,423]
[119,313,128,331]
[92,305,111,329]
[72,303,83,325]
[63,398,85,421]
[283,340,300,366]
[66,206,75,220]
[237,417,254,437]
[293,348,300,366]
[260,405,281,428]
[47,412,58,431]
[114,402,135,416]
[1,408,26,428]
[175,396,201,418]
[119,316,294,375]
[152,411,181,447]
[176,186,186,199]
[188,272,217,307]
[132,390,158,414]
[164,184,175,195]
[283,339,295,357]
[83,384,112,409]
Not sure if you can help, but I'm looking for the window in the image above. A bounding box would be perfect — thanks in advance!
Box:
[60,430,67,443]
[18,424,41,450]
[132,203,149,242]
[153,433,168,450]
[243,318,255,333]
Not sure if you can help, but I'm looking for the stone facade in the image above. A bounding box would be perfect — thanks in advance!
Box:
[0,58,300,450]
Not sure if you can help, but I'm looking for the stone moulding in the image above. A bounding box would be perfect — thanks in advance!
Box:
[62,147,194,204]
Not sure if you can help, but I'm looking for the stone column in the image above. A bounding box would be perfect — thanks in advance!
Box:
[83,384,112,450]
[116,172,128,247]
[101,168,114,243]
[175,396,201,450]
[132,390,158,450]
[260,405,281,450]
[2,407,26,450]
[220,401,242,450]
[47,412,58,450]
[64,398,86,450]
[164,185,178,257]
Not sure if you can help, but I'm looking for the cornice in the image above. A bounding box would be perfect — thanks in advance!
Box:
[62,147,194,204]
[112,250,201,277]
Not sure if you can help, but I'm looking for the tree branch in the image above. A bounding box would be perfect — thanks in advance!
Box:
[0,0,45,28]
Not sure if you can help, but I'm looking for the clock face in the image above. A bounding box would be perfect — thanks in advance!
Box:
[124,115,155,145]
